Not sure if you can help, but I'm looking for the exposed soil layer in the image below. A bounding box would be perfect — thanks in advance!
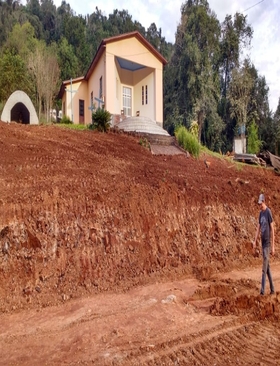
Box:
[0,121,280,365]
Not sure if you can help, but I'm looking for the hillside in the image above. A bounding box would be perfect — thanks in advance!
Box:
[1,121,280,365]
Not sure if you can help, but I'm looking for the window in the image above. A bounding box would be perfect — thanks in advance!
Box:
[145,85,148,104]
[90,91,93,109]
[141,85,148,105]
[99,76,103,99]
[79,99,85,124]
[123,87,132,117]
[79,100,84,117]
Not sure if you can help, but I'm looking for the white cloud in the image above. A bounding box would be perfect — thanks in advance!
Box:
[246,0,280,112]
[210,0,280,112]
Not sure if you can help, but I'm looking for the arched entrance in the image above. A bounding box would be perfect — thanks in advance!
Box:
[1,90,39,124]
[11,102,30,124]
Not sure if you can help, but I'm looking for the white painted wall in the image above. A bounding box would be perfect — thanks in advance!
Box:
[234,137,247,154]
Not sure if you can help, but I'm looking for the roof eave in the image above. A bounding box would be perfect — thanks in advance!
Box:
[57,76,85,99]
[102,31,168,65]
[85,31,168,81]
[85,45,106,81]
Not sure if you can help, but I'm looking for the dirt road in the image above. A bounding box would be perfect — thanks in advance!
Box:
[1,263,280,365]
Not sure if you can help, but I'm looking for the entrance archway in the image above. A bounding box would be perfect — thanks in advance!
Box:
[11,102,30,124]
[1,90,39,124]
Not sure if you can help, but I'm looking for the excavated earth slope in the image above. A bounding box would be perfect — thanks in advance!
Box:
[1,121,280,365]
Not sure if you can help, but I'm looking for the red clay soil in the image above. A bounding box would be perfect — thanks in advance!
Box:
[1,121,280,365]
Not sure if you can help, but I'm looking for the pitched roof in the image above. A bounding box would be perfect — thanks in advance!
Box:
[57,31,168,99]
[85,31,168,80]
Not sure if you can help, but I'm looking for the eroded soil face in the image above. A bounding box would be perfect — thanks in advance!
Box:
[1,121,280,365]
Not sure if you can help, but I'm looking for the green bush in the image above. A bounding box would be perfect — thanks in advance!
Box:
[139,137,150,150]
[60,115,72,124]
[247,120,262,154]
[175,125,201,158]
[89,108,111,132]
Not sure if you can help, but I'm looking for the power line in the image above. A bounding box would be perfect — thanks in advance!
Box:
[243,0,264,13]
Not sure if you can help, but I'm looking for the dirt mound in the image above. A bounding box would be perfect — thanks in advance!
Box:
[191,279,280,320]
[1,121,280,365]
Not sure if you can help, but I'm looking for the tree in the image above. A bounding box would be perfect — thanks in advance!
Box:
[272,98,280,155]
[28,40,60,121]
[0,0,21,46]
[219,13,253,151]
[43,43,60,123]
[28,41,45,119]
[146,23,161,50]
[0,21,37,106]
[85,7,110,57]
[202,109,224,152]
[24,0,44,39]
[57,37,79,81]
[62,14,90,75]
[220,13,253,101]
[0,51,30,101]
[244,63,273,153]
[40,0,57,44]
[247,119,261,154]
[168,0,221,142]
[106,9,135,35]
[56,0,73,41]
[228,59,254,152]
[25,0,41,18]
[2,21,37,59]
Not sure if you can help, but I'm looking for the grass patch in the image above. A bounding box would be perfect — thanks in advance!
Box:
[55,123,89,130]
[200,145,223,159]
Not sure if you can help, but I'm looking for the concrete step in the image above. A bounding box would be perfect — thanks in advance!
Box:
[143,134,175,145]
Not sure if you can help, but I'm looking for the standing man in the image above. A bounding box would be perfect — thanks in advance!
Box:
[253,193,275,295]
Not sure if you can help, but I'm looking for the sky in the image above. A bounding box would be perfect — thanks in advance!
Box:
[24,0,280,112]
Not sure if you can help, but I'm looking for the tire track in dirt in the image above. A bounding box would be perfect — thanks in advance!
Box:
[109,321,280,365]
[91,279,280,365]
